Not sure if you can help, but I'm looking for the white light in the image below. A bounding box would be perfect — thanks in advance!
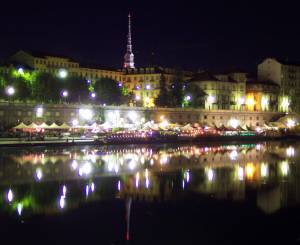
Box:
[229,118,239,129]
[145,84,151,90]
[128,111,138,122]
[207,95,215,104]
[286,146,295,157]
[62,185,67,197]
[182,180,185,189]
[90,182,95,192]
[36,107,43,118]
[287,118,296,128]
[281,161,289,176]
[72,119,79,127]
[261,96,269,108]
[261,163,268,178]
[62,90,68,97]
[6,86,15,96]
[186,95,191,101]
[186,171,190,183]
[145,178,150,188]
[79,109,93,120]
[135,172,140,188]
[128,160,136,170]
[71,160,78,170]
[238,167,244,181]
[58,69,68,78]
[229,150,238,160]
[59,196,65,209]
[85,185,89,197]
[36,168,43,181]
[17,203,23,216]
[207,168,214,181]
[135,95,141,101]
[238,97,245,105]
[90,92,96,98]
[118,180,121,191]
[17,67,24,74]
[7,189,13,202]
[79,162,92,176]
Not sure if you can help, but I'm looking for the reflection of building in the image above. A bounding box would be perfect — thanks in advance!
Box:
[258,58,300,113]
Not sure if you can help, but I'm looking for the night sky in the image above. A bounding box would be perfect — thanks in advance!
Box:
[1,0,300,73]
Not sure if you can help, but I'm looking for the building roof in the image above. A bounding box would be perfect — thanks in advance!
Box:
[189,71,220,82]
[246,79,280,87]
[263,57,300,66]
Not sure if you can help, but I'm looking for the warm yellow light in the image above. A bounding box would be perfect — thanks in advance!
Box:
[287,118,296,128]
[281,161,289,176]
[229,118,239,129]
[260,163,268,178]
[246,163,255,179]
[246,97,254,107]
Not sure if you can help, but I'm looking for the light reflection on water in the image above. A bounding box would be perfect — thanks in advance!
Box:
[0,141,299,217]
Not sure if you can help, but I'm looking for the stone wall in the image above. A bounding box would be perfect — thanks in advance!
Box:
[0,102,285,129]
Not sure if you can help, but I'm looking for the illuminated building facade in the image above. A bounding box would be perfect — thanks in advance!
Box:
[258,58,300,113]
[245,79,279,112]
[189,71,246,110]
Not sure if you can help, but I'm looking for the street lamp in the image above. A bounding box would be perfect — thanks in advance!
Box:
[6,86,15,97]
[90,92,96,99]
[58,69,68,79]
[61,90,68,103]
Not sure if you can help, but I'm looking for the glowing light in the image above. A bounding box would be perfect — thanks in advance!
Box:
[62,185,67,197]
[145,178,150,188]
[36,107,43,118]
[86,79,91,84]
[71,160,78,170]
[7,189,13,202]
[246,97,254,107]
[145,84,151,90]
[61,90,68,97]
[238,167,244,181]
[6,86,15,96]
[207,168,214,181]
[281,161,289,176]
[238,97,245,105]
[85,185,89,197]
[17,67,24,74]
[59,196,65,209]
[286,146,295,157]
[160,120,169,128]
[186,171,190,183]
[90,92,96,98]
[261,96,269,109]
[35,168,43,181]
[79,162,92,176]
[287,118,296,128]
[182,180,185,189]
[118,180,121,191]
[58,69,68,78]
[229,150,238,160]
[17,203,23,216]
[256,144,261,151]
[261,163,268,178]
[128,160,136,170]
[79,109,93,120]
[207,95,215,104]
[229,118,239,129]
[185,95,192,101]
[135,172,140,188]
[90,182,95,192]
[128,111,137,122]
[281,97,290,111]
[72,119,79,127]
[118,82,123,87]
[246,163,255,179]
[135,95,141,100]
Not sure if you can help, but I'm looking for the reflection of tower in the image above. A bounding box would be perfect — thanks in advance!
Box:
[125,197,132,241]
[124,14,135,69]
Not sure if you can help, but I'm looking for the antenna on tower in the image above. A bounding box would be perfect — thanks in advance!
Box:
[123,13,135,68]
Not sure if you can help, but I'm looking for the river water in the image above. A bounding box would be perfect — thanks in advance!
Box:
[1,141,300,244]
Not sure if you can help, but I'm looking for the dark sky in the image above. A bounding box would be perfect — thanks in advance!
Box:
[1,0,300,73]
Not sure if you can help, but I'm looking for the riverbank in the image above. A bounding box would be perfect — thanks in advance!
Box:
[0,134,298,148]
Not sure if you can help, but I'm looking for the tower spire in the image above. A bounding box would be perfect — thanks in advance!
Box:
[124,13,135,68]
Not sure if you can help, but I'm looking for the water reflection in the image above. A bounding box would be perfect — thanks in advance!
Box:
[0,141,299,217]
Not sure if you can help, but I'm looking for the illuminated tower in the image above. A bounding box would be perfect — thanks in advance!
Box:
[124,14,135,69]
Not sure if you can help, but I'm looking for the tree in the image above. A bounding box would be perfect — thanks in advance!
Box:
[64,75,90,103]
[155,74,169,107]
[94,78,126,105]
[169,69,184,107]
[183,83,206,108]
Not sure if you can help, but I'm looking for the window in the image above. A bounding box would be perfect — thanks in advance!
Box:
[55,112,60,117]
